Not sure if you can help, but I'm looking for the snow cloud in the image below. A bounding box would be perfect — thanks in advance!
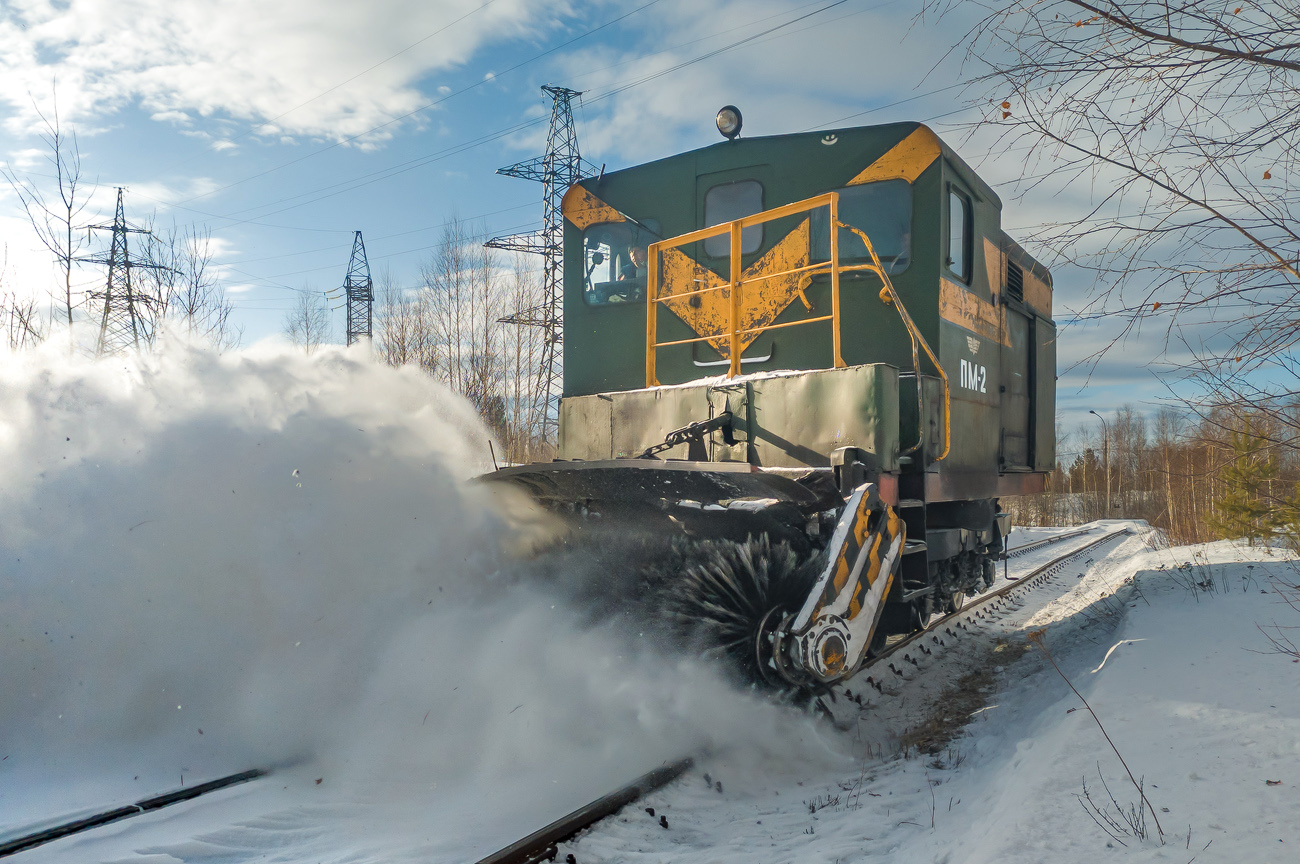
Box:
[0,340,838,851]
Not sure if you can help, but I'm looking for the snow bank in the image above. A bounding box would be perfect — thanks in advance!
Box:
[953,541,1300,862]
[0,339,838,860]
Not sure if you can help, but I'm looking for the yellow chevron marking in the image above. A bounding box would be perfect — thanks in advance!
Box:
[849,531,883,619]
[659,220,813,356]
[561,184,625,230]
[563,183,819,356]
[847,125,943,186]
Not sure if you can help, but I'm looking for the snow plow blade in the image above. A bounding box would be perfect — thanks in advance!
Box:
[483,459,841,550]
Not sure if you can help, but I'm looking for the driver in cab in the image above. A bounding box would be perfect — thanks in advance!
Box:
[621,245,648,283]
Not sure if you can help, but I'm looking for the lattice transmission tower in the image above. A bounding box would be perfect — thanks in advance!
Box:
[80,188,171,356]
[343,231,373,346]
[486,85,599,444]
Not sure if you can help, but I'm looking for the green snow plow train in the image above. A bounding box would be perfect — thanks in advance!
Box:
[485,111,1055,696]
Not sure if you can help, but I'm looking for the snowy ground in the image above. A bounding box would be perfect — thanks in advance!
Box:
[3,346,1298,863]
[563,529,1300,864]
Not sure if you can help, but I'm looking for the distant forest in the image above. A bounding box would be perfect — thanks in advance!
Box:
[1005,405,1300,548]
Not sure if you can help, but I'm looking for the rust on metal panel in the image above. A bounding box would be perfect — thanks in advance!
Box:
[1022,270,1053,318]
[983,236,1003,301]
[561,184,625,230]
[659,219,812,355]
[940,278,1009,347]
[846,125,943,187]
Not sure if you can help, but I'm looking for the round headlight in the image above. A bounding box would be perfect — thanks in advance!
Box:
[716,105,742,140]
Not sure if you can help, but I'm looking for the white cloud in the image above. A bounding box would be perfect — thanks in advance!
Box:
[124,177,223,212]
[5,147,47,169]
[149,110,191,125]
[0,0,575,145]
[0,213,55,300]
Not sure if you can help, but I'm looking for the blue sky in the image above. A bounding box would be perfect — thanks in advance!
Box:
[0,0,1189,441]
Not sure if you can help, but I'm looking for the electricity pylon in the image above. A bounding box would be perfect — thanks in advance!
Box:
[79,188,171,355]
[486,85,599,444]
[343,231,373,346]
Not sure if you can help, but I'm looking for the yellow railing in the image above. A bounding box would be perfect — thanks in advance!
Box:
[643,190,950,462]
[646,192,843,386]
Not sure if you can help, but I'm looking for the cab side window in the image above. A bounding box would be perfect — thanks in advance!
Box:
[704,180,763,258]
[581,220,660,306]
[947,188,971,283]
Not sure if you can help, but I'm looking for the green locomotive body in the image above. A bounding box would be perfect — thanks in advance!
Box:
[492,117,1057,671]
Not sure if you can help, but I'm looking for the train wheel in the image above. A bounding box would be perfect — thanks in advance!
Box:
[909,596,932,633]
[867,626,889,658]
[942,591,965,615]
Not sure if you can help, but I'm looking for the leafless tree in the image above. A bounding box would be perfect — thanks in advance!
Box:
[499,254,546,462]
[423,218,512,441]
[929,1,1300,386]
[282,288,331,355]
[141,224,241,351]
[1,93,91,340]
[0,246,45,350]
[372,219,548,462]
[374,266,438,373]
[1,293,44,350]
[423,218,502,403]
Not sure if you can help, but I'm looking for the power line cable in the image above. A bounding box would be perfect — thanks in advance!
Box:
[92,0,868,297]
[226,201,536,266]
[579,0,851,105]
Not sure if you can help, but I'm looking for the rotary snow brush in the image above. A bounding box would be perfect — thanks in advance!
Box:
[486,463,904,696]
[630,484,904,696]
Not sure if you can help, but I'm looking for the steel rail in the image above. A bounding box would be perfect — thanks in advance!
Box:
[475,758,694,864]
[0,768,267,859]
[1006,526,1097,559]
[858,527,1132,680]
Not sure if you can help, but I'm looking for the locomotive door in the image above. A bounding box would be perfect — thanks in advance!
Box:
[1000,308,1034,469]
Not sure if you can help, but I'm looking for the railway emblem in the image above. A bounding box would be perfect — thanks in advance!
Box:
[821,134,838,145]
[967,336,979,354]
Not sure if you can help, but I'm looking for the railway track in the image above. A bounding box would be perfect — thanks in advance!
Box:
[0,769,267,859]
[851,526,1131,693]
[1005,526,1096,559]
[477,526,1132,864]
[474,760,694,864]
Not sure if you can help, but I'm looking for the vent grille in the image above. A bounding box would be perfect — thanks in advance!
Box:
[1006,260,1024,301]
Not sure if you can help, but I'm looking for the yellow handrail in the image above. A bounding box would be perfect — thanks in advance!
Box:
[835,221,951,462]
[646,192,844,387]
[643,192,950,462]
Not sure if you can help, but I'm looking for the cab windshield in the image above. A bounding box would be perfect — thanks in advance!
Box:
[582,220,660,306]
[810,179,912,275]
